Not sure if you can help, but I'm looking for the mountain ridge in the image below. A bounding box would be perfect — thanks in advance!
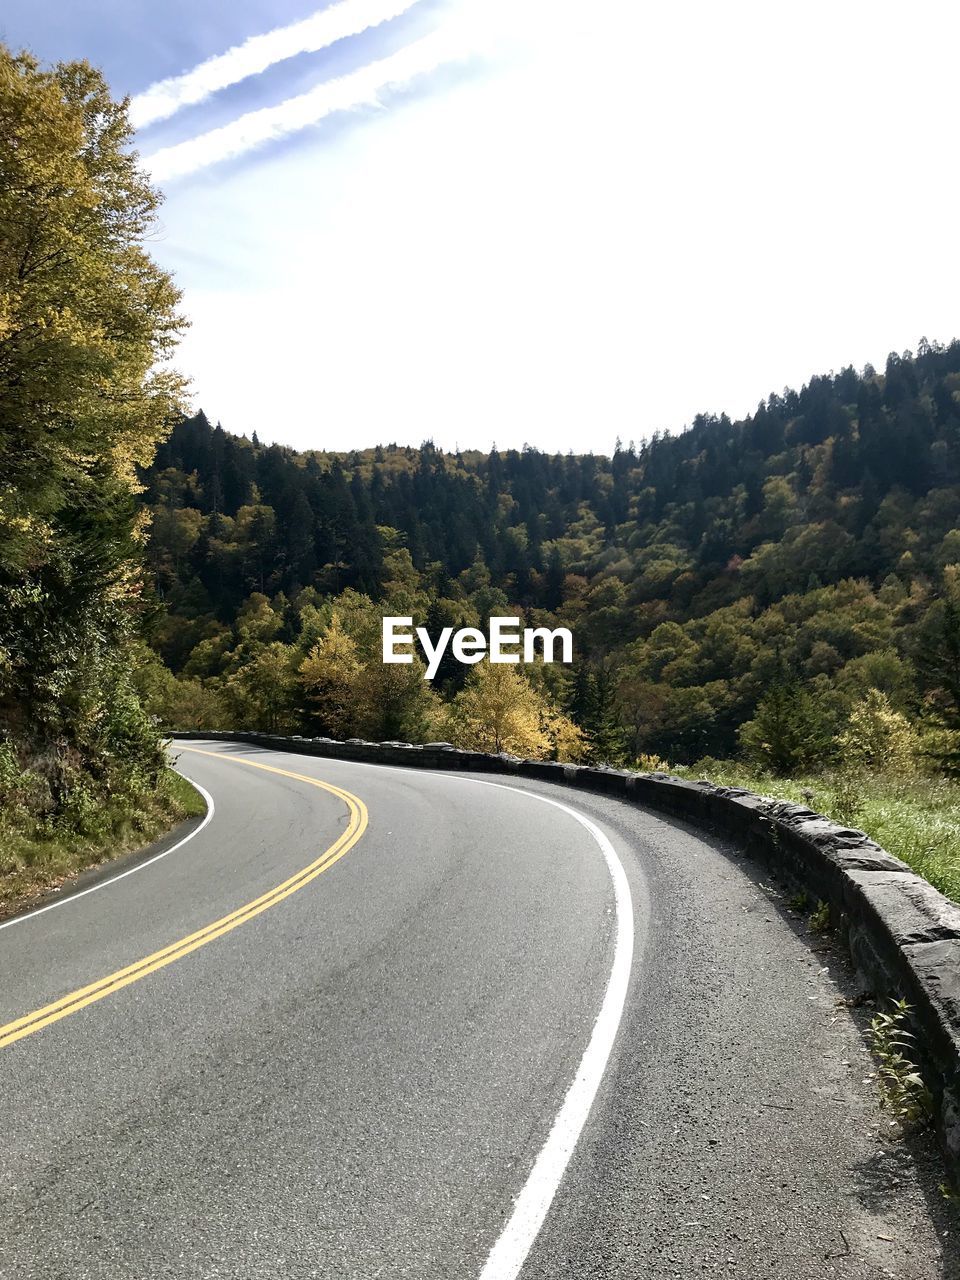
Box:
[139,339,960,763]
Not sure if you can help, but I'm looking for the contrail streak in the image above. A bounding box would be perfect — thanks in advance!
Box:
[130,0,423,129]
[145,26,477,180]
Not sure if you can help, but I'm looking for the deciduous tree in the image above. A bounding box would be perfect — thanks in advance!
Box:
[0,46,185,824]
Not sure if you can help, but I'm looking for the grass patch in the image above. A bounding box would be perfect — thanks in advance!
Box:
[0,767,206,918]
[674,761,960,904]
[167,767,207,819]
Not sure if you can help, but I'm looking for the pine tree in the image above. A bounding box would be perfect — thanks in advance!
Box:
[589,669,628,764]
[739,682,835,775]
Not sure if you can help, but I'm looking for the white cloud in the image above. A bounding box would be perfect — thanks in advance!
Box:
[146,25,473,181]
[129,0,422,129]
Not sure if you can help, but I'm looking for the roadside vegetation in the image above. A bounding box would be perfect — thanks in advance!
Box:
[670,759,960,904]
[0,766,204,917]
[868,999,934,1130]
[652,657,960,902]
[639,675,960,902]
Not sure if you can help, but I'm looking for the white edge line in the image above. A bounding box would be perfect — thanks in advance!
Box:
[0,772,215,933]
[461,777,634,1280]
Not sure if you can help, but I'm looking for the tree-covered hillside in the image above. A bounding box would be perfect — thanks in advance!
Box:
[141,341,960,768]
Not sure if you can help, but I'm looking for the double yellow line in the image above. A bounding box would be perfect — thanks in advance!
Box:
[0,748,368,1051]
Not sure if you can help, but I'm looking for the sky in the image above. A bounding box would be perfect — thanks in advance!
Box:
[3,0,960,455]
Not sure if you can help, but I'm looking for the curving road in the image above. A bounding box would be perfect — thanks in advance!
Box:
[1,740,956,1279]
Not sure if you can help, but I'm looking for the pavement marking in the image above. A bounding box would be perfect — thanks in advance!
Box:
[0,751,368,1051]
[461,779,634,1280]
[0,773,215,934]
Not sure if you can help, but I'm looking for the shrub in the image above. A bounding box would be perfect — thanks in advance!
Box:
[836,690,919,773]
[633,752,673,773]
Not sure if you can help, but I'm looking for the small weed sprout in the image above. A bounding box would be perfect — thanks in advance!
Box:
[869,999,933,1129]
[787,890,809,912]
[757,807,783,853]
[808,899,831,933]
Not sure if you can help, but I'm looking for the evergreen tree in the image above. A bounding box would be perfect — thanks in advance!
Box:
[739,683,835,775]
[588,669,628,764]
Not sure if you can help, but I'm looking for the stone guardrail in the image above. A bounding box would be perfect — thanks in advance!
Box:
[170,729,960,1180]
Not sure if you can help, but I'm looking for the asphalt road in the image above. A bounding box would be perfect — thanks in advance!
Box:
[1,740,956,1279]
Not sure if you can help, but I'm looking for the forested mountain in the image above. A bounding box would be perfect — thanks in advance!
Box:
[140,340,960,765]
